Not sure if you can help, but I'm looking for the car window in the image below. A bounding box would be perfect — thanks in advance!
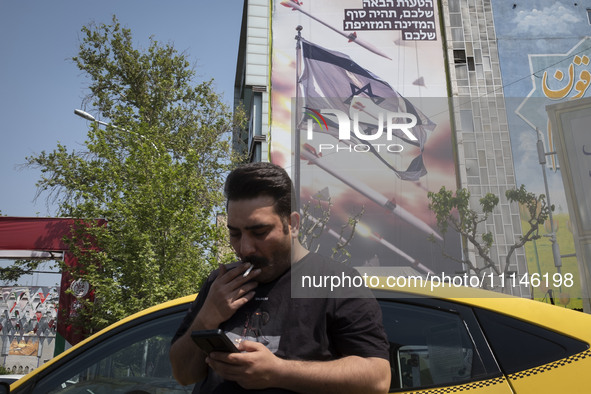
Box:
[26,311,194,394]
[379,300,488,391]
[474,308,589,374]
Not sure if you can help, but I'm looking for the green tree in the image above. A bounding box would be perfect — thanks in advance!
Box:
[18,16,244,331]
[299,196,364,264]
[427,185,552,277]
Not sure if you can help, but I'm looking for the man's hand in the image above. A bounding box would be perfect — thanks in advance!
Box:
[207,341,391,394]
[207,341,283,390]
[169,263,260,385]
[196,263,260,329]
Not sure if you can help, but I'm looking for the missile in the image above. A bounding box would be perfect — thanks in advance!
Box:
[301,144,443,241]
[369,229,435,275]
[281,0,392,60]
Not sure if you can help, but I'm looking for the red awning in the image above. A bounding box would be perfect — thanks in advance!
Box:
[0,216,79,252]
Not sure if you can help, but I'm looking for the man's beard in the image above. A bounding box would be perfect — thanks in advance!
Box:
[242,239,292,281]
[243,249,291,268]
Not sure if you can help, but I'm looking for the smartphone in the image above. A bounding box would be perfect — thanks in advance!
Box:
[191,329,240,354]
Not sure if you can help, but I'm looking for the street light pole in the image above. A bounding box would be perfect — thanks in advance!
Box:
[74,109,111,128]
[294,26,303,211]
[535,128,562,275]
[74,109,159,152]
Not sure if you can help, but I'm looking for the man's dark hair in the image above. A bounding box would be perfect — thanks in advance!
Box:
[224,162,296,220]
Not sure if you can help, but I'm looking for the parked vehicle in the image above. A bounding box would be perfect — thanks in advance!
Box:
[0,377,23,386]
[3,282,590,393]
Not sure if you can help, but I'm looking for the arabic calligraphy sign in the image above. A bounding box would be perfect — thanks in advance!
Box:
[517,38,591,170]
[543,55,591,100]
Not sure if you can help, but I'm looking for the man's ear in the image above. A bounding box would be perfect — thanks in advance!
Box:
[289,211,301,236]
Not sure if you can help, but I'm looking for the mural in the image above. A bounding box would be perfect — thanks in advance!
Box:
[270,0,461,281]
[0,286,58,370]
[491,0,587,308]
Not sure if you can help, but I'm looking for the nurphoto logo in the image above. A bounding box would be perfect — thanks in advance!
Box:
[304,107,417,153]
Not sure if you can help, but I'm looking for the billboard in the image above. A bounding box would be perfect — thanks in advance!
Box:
[0,286,58,372]
[270,0,460,278]
[491,0,587,308]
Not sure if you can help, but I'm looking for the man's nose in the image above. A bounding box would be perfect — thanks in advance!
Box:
[239,235,256,257]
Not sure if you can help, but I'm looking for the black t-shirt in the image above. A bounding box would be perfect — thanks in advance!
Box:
[172,253,390,393]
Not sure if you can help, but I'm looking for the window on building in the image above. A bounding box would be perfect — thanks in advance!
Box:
[454,49,467,64]
[461,109,475,132]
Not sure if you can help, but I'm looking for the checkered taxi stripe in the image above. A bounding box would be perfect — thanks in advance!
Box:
[507,348,591,380]
[398,348,591,393]
[401,376,507,393]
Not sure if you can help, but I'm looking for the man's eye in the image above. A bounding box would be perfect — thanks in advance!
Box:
[229,233,241,239]
[253,231,268,238]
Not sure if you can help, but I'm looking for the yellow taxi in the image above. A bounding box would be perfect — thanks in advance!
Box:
[3,282,590,393]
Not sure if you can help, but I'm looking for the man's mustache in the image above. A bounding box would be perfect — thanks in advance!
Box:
[243,255,270,267]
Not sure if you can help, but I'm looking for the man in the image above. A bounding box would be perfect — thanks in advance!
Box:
[170,162,391,393]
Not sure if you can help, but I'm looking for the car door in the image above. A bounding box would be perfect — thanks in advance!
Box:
[376,295,514,393]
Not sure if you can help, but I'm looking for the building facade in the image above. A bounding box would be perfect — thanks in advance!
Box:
[234,0,590,310]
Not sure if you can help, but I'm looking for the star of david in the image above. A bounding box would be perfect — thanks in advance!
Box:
[344,83,384,105]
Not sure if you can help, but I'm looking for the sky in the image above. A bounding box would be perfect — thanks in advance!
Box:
[0,1,244,286]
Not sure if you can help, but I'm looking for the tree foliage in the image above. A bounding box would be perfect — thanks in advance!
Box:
[21,16,245,331]
[299,197,364,264]
[427,185,552,276]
